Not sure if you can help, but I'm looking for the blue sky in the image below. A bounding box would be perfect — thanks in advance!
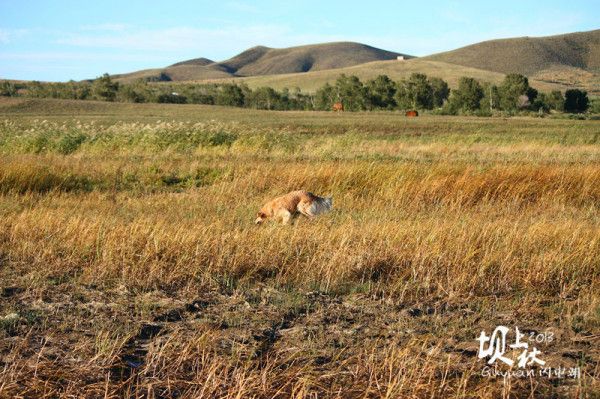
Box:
[1,0,598,81]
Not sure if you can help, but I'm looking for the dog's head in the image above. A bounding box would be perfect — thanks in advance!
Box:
[255,211,267,225]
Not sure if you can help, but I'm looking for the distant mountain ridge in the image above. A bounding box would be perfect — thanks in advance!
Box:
[111,29,599,94]
[169,57,215,67]
[114,42,412,82]
[217,42,408,76]
[425,29,600,76]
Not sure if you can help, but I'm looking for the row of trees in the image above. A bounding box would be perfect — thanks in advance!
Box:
[316,73,590,114]
[314,73,450,111]
[1,73,592,114]
[4,74,314,111]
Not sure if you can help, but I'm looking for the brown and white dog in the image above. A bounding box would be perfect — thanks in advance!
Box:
[255,190,333,224]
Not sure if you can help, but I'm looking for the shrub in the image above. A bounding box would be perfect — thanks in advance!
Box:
[0,80,17,97]
[564,89,589,113]
[56,133,87,155]
[92,74,119,102]
[157,93,187,104]
[448,77,484,113]
[499,74,535,111]
[547,90,565,112]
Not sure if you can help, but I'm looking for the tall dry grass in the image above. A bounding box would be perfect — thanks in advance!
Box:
[2,161,599,297]
[0,111,598,398]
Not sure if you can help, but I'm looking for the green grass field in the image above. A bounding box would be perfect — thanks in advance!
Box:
[0,98,599,398]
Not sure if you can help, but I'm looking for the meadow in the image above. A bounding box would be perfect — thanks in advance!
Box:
[0,97,599,398]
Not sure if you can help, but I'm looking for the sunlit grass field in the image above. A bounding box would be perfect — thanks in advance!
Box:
[0,98,599,398]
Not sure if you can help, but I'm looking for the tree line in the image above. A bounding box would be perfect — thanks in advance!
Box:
[0,72,593,114]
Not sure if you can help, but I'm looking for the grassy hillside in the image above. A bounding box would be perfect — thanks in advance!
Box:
[114,42,409,83]
[113,63,233,83]
[220,42,408,76]
[203,58,573,93]
[217,45,272,73]
[530,65,600,95]
[425,29,600,93]
[170,57,215,67]
[0,98,598,397]
[98,30,600,93]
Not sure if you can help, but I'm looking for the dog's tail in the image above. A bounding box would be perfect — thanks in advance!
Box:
[298,195,333,217]
[315,195,333,214]
[323,196,333,211]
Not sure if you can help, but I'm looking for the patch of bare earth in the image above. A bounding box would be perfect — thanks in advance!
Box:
[0,281,597,398]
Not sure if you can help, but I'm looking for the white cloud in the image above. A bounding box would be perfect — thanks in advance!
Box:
[0,28,28,44]
[0,51,173,80]
[79,23,129,32]
[16,14,591,67]
[0,30,9,44]
[56,25,293,53]
[0,51,166,63]
[52,24,359,62]
[52,18,588,63]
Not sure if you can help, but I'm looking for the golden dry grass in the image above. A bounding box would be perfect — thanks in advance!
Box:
[0,99,598,398]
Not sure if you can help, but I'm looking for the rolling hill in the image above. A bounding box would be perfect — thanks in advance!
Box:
[111,29,599,93]
[217,42,407,75]
[170,57,215,67]
[425,29,600,75]
[112,64,233,82]
[114,42,411,83]
[425,29,600,94]
[203,59,572,93]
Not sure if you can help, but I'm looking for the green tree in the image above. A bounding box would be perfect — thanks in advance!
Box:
[279,88,292,110]
[394,80,411,109]
[499,74,535,110]
[564,89,589,113]
[394,73,435,110]
[335,74,367,111]
[245,86,281,110]
[118,79,149,103]
[215,84,244,107]
[314,83,337,110]
[429,77,449,108]
[546,90,565,112]
[157,92,187,104]
[26,81,46,98]
[480,83,500,112]
[92,73,119,101]
[589,97,600,114]
[0,80,18,97]
[531,92,550,113]
[408,73,433,109]
[366,75,396,109]
[65,81,90,100]
[286,87,313,110]
[239,83,253,105]
[449,77,484,113]
[186,85,215,104]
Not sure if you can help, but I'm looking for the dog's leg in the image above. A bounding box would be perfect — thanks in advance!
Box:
[297,208,315,224]
[279,209,293,225]
[297,201,314,218]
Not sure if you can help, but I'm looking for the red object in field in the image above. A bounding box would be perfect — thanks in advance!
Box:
[405,110,419,117]
[332,102,344,112]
